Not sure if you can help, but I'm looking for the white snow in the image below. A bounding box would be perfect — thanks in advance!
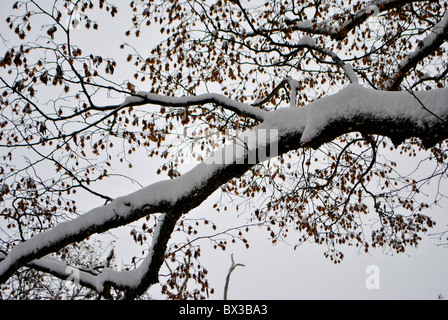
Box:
[386,10,448,89]
[262,84,448,143]
[0,214,168,293]
[286,77,299,108]
[111,162,217,215]
[93,213,167,291]
[403,10,448,65]
[342,63,359,85]
[121,91,268,121]
[202,127,279,165]
[1,84,447,288]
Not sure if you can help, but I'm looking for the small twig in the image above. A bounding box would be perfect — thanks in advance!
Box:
[251,78,288,107]
[403,86,446,123]
[223,253,245,300]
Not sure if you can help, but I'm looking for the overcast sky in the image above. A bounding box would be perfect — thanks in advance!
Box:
[0,0,447,300]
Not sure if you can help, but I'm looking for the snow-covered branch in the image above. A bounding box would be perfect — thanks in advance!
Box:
[286,0,439,40]
[1,84,447,295]
[386,10,448,90]
[120,91,268,122]
[0,214,172,299]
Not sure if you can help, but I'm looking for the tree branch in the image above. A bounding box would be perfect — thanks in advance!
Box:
[285,0,440,40]
[118,91,268,122]
[1,85,447,295]
[223,253,244,300]
[386,10,448,90]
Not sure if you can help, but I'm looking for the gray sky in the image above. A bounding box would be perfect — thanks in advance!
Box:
[0,0,447,300]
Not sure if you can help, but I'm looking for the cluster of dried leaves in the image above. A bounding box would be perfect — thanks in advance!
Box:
[0,0,447,299]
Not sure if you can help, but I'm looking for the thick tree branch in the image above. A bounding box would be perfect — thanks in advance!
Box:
[1,85,447,296]
[285,0,439,40]
[251,78,288,108]
[0,214,172,299]
[386,10,448,90]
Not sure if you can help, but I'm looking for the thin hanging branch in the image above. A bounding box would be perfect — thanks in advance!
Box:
[223,253,245,300]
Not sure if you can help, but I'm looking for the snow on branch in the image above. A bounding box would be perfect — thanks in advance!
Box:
[251,78,288,107]
[286,76,299,108]
[254,84,448,151]
[120,91,268,122]
[0,154,255,286]
[1,84,447,292]
[289,39,360,85]
[0,214,170,298]
[287,0,437,40]
[386,10,448,90]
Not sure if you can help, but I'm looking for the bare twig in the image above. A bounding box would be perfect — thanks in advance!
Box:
[223,253,245,300]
